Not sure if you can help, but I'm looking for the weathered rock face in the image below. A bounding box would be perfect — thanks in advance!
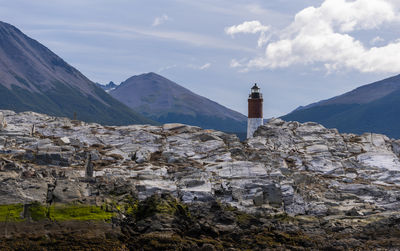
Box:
[0,112,6,130]
[1,111,400,213]
[249,119,400,215]
[0,111,400,249]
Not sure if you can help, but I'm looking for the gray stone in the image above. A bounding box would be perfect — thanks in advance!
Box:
[162,123,187,131]
[52,180,87,202]
[134,149,151,163]
[0,112,6,130]
[35,151,72,166]
[346,207,363,216]
[58,136,70,145]
[263,184,282,207]
[253,191,264,206]
[184,179,205,188]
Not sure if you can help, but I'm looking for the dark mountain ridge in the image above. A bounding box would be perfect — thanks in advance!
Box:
[0,21,154,125]
[282,74,400,138]
[109,72,247,133]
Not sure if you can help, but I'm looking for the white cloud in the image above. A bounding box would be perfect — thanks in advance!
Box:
[244,4,272,16]
[152,14,170,26]
[225,21,269,36]
[29,22,255,52]
[158,62,211,72]
[188,63,212,70]
[199,63,211,70]
[230,59,241,68]
[257,32,271,48]
[227,0,400,74]
[225,21,271,48]
[311,0,398,32]
[370,36,385,45]
[174,0,286,20]
[158,64,177,73]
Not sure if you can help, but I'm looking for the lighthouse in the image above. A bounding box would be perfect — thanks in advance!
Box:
[247,83,263,139]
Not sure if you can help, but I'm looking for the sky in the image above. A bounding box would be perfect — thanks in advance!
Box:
[1,0,400,117]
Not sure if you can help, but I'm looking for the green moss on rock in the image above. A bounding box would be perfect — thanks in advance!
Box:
[29,202,48,221]
[0,203,114,222]
[48,204,113,221]
[0,204,24,222]
[134,194,190,220]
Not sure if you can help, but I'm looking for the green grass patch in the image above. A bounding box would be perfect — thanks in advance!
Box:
[29,202,48,221]
[0,204,24,222]
[48,204,114,221]
[0,203,114,222]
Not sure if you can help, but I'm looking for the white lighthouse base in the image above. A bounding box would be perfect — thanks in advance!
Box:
[247,118,263,139]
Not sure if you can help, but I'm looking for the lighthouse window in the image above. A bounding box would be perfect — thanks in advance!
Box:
[250,84,261,99]
[251,84,260,93]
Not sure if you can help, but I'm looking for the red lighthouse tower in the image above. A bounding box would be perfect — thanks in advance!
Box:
[247,83,263,138]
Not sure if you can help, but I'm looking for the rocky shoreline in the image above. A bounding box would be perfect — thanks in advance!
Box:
[0,110,400,250]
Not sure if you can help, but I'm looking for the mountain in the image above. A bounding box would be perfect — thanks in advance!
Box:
[0,21,154,125]
[109,72,247,133]
[96,81,117,92]
[282,74,400,138]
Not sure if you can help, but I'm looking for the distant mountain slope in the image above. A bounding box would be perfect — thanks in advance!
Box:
[282,74,400,138]
[0,21,154,125]
[109,72,247,132]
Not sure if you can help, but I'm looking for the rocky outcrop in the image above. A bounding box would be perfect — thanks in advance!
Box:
[0,110,400,249]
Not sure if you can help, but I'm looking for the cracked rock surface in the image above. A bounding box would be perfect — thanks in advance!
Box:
[1,110,400,250]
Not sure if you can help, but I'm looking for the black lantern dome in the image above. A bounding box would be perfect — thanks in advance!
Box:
[250,83,262,98]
